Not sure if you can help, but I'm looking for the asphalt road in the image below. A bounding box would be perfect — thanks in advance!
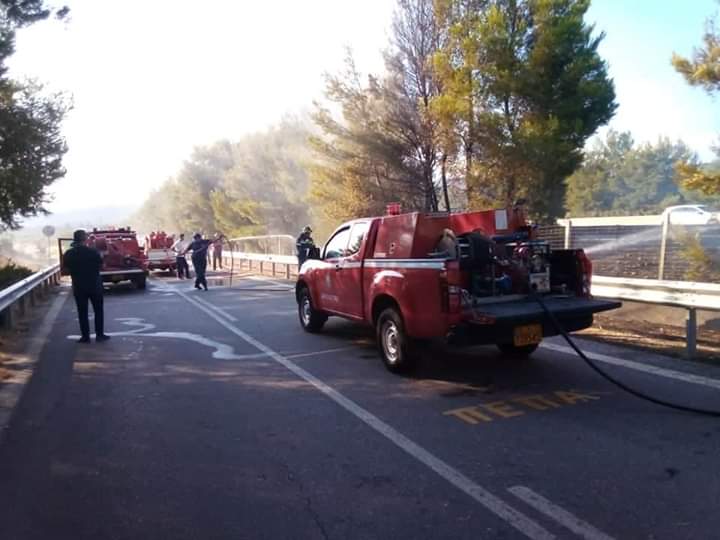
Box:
[2,273,720,539]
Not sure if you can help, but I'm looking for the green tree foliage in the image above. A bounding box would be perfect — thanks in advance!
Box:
[310,0,452,223]
[0,259,32,290]
[310,54,435,223]
[0,1,70,230]
[680,232,720,282]
[566,130,720,216]
[432,0,616,221]
[133,118,312,237]
[672,3,720,196]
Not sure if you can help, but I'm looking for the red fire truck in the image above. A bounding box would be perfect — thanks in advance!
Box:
[143,231,177,273]
[59,227,148,289]
[296,205,621,373]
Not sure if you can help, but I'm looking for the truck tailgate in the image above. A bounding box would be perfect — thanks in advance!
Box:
[467,296,621,325]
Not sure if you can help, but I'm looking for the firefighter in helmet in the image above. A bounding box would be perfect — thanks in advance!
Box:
[296,226,315,268]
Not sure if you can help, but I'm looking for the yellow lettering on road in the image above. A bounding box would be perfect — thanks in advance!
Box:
[553,391,599,405]
[443,389,602,425]
[443,406,493,424]
[481,401,525,418]
[512,395,561,411]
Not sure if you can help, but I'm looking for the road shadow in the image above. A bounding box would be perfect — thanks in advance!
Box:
[319,318,560,393]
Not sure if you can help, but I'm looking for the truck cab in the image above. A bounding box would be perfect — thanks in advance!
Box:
[296,207,620,373]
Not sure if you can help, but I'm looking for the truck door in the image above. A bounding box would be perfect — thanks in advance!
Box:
[57,238,74,275]
[317,226,352,313]
[333,222,369,320]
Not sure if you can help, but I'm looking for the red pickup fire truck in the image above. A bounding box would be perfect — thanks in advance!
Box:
[59,227,148,289]
[143,231,177,273]
[296,206,621,373]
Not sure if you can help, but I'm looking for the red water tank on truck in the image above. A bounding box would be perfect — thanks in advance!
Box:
[58,227,148,289]
[295,205,621,373]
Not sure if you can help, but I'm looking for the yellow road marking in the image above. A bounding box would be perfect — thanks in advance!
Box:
[443,390,602,425]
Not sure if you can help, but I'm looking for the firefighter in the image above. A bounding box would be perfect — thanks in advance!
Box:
[212,232,223,270]
[171,233,191,279]
[183,233,225,290]
[296,226,315,267]
[434,228,458,259]
[62,229,110,343]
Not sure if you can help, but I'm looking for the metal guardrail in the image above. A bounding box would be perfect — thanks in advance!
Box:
[0,264,62,329]
[229,235,296,256]
[222,242,719,358]
[592,275,720,358]
[223,251,299,280]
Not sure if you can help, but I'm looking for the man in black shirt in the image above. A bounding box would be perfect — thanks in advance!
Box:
[296,226,315,267]
[183,233,224,290]
[62,229,110,343]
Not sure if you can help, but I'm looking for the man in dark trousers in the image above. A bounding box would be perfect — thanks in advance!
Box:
[296,226,315,267]
[183,233,224,290]
[62,229,110,343]
[171,233,191,279]
[212,233,223,270]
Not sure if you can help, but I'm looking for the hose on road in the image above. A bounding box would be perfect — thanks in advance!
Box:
[533,292,720,418]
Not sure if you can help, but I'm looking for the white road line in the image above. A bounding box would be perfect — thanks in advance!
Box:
[0,291,68,442]
[192,295,238,322]
[285,347,358,360]
[542,342,720,391]
[173,289,555,540]
[508,486,615,540]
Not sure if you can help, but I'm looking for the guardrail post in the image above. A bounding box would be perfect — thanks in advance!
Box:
[564,220,572,249]
[1,306,14,329]
[686,308,697,359]
[658,212,670,280]
[286,263,291,280]
[272,262,276,277]
[260,260,264,274]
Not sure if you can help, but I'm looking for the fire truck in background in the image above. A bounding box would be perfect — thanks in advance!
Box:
[58,227,148,289]
[143,231,177,273]
[296,203,621,373]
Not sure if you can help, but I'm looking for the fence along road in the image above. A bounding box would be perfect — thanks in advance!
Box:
[0,264,62,329]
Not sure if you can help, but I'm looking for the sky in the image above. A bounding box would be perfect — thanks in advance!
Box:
[6,0,720,215]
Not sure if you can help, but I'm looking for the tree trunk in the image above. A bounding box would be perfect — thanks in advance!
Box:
[441,152,450,211]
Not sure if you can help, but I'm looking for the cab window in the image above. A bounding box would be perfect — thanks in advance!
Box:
[347,222,369,256]
[324,227,351,259]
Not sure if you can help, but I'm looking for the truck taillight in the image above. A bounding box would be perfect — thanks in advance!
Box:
[439,271,449,312]
[440,271,462,312]
[576,250,592,297]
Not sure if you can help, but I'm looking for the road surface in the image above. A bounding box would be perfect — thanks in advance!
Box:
[1,274,720,539]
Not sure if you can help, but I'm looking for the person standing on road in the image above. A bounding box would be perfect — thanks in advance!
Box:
[183,233,224,290]
[212,233,223,270]
[62,229,110,343]
[171,233,191,279]
[296,226,315,267]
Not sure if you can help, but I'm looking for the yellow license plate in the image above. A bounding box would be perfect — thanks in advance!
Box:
[513,324,542,347]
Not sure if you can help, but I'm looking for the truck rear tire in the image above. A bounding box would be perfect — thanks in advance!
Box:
[298,287,327,333]
[497,342,539,358]
[377,308,417,374]
[134,275,147,290]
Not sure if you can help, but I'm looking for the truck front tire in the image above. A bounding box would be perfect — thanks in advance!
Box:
[377,308,417,374]
[497,342,539,358]
[298,287,327,333]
